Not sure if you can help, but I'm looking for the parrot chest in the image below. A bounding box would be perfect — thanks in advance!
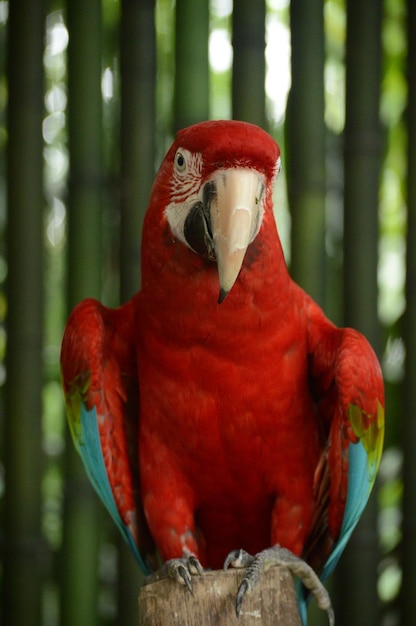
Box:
[138,313,322,521]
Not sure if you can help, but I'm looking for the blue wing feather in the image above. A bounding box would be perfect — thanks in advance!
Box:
[78,404,150,574]
[320,437,372,582]
[61,298,156,575]
[297,434,382,625]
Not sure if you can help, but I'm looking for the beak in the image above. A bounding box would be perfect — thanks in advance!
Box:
[209,168,265,302]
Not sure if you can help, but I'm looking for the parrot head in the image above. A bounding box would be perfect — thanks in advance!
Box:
[144,121,282,303]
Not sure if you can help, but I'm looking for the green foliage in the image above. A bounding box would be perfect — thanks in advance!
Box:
[174,0,210,130]
[232,0,266,126]
[286,0,325,307]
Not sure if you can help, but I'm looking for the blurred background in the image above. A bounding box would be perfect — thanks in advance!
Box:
[0,0,414,624]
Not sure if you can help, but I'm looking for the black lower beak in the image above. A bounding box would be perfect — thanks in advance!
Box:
[184,183,216,261]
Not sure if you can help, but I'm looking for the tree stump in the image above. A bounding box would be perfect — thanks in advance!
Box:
[138,567,302,625]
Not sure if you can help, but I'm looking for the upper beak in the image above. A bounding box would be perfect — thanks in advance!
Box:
[209,168,265,302]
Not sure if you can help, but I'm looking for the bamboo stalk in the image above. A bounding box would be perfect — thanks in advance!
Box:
[173,0,210,131]
[335,0,383,624]
[60,1,104,625]
[3,0,46,623]
[286,0,326,307]
[401,0,416,619]
[232,0,266,127]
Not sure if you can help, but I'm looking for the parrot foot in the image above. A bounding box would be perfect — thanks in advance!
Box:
[145,555,203,593]
[224,545,335,626]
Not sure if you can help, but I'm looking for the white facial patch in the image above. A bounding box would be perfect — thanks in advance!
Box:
[274,156,282,182]
[165,148,204,245]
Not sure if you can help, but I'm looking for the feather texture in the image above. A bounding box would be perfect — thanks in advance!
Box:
[61,120,384,622]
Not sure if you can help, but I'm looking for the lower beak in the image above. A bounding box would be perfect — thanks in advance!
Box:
[210,168,265,302]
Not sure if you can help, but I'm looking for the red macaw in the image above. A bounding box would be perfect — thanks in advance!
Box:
[61,120,384,624]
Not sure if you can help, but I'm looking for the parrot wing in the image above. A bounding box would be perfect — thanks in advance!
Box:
[60,297,156,573]
[303,294,384,581]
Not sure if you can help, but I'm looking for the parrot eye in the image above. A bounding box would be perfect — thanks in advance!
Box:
[174,151,187,173]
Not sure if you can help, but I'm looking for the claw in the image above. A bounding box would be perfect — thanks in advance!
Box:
[223,548,254,571]
[226,545,335,625]
[236,578,250,617]
[171,561,193,593]
[144,555,203,594]
[188,554,204,576]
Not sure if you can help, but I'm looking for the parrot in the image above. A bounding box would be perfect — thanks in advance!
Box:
[61,120,384,624]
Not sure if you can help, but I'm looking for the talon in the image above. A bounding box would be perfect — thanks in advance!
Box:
[144,555,203,595]
[188,555,203,576]
[233,545,334,626]
[177,564,193,593]
[223,548,254,571]
[223,549,241,571]
[236,578,249,617]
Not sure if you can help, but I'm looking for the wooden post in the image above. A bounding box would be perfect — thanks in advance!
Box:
[138,567,302,625]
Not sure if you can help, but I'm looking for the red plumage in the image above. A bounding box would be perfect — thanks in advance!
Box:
[61,121,384,603]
